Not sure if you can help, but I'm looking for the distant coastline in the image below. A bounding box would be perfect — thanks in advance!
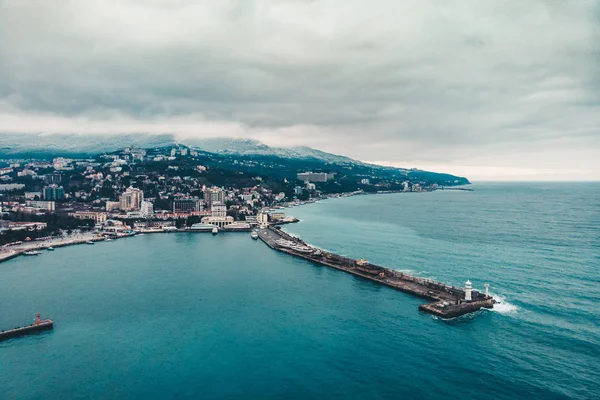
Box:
[0,187,473,264]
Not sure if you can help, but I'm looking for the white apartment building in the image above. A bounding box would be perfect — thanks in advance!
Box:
[141,201,154,218]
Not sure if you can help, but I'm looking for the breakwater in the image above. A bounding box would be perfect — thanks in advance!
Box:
[259,226,493,318]
[0,319,53,341]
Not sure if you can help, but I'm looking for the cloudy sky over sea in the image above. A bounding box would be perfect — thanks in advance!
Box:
[1,1,598,180]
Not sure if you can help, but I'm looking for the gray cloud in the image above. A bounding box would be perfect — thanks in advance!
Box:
[1,0,599,180]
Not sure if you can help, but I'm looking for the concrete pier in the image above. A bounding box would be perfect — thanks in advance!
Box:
[258,226,494,318]
[0,319,54,341]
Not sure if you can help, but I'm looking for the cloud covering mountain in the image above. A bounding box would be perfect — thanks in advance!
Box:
[0,133,358,165]
[0,1,598,180]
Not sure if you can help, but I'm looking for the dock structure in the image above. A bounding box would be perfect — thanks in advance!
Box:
[258,226,494,318]
[0,314,54,341]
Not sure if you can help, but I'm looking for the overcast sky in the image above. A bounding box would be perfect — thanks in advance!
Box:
[1,0,599,181]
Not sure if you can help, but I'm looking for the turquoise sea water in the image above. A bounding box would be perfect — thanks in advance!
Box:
[1,183,598,399]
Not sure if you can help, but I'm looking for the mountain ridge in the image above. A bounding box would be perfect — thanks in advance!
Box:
[0,133,467,184]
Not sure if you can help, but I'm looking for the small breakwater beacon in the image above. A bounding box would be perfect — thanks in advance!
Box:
[465,280,472,301]
[0,314,54,341]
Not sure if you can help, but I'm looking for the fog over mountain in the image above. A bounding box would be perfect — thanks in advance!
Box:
[1,1,599,180]
[0,133,356,165]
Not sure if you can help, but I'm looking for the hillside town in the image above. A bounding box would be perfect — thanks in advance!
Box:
[0,146,432,244]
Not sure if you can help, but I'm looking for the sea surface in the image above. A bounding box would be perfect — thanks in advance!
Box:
[1,183,598,399]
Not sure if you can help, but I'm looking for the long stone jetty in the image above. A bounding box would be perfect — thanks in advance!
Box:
[258,226,494,318]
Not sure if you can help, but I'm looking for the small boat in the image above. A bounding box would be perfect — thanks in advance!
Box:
[46,247,55,251]
[105,238,113,241]
[86,241,95,245]
[212,227,218,235]
[23,250,42,256]
[251,231,259,240]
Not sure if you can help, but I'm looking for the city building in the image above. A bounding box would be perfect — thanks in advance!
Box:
[257,212,269,225]
[106,201,120,212]
[173,198,203,213]
[297,172,329,182]
[0,184,25,192]
[71,211,107,224]
[211,203,227,218]
[101,219,126,233]
[200,203,234,228]
[3,222,47,231]
[26,200,55,211]
[44,174,62,184]
[24,192,42,200]
[119,187,144,211]
[53,157,72,170]
[275,192,286,202]
[141,201,154,218]
[17,169,36,177]
[203,187,225,207]
[43,185,65,200]
[268,212,286,222]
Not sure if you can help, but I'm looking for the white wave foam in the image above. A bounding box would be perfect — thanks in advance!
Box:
[490,294,519,314]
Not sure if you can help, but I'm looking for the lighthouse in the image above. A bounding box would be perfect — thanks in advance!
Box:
[484,283,490,298]
[465,280,472,301]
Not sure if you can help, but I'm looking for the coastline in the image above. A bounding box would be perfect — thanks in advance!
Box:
[0,232,131,263]
[0,188,466,264]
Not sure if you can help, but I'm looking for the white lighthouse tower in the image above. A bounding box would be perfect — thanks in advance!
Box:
[484,283,490,298]
[465,280,472,301]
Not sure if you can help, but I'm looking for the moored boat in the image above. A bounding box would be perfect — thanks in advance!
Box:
[46,247,55,251]
[212,227,218,235]
[23,250,42,256]
[251,231,259,240]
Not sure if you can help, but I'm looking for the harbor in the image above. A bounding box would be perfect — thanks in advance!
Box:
[258,226,494,318]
